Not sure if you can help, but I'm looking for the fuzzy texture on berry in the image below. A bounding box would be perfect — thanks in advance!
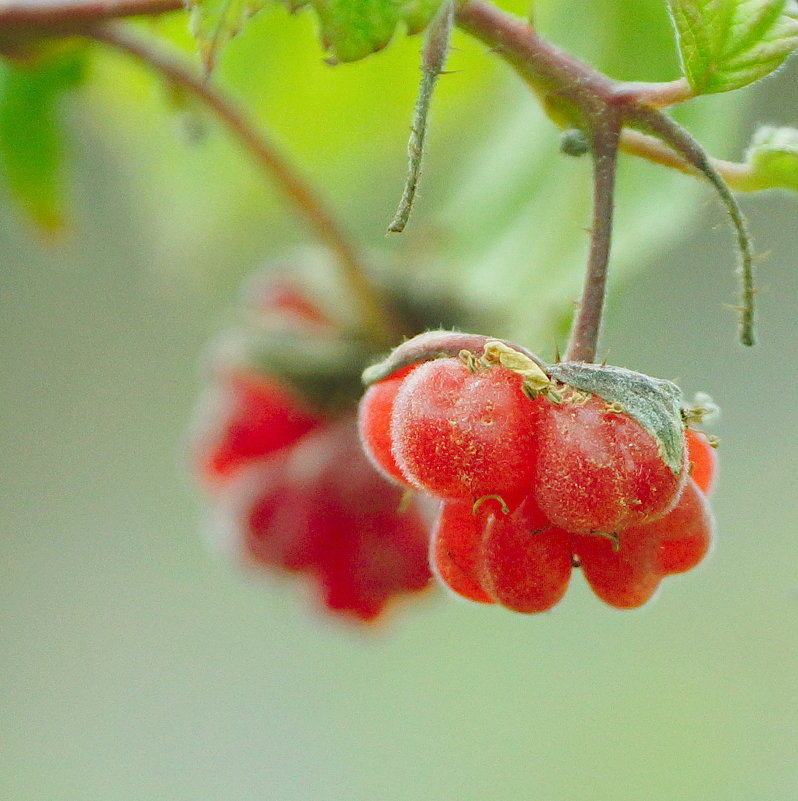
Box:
[572,478,713,608]
[430,499,495,604]
[533,394,687,535]
[357,365,418,487]
[431,495,572,613]
[685,428,717,495]
[648,478,713,575]
[390,357,543,505]
[479,496,573,613]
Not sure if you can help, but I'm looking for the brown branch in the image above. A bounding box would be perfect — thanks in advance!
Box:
[566,121,621,363]
[454,0,756,353]
[2,0,759,352]
[620,130,753,189]
[455,0,625,363]
[0,0,180,40]
[87,22,402,346]
[455,0,614,118]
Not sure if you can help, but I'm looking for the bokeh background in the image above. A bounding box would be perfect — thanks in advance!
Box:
[2,1,797,799]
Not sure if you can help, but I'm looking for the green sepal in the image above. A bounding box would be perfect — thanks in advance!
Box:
[546,362,686,475]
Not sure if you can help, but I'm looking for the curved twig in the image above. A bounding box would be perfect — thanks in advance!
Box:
[88,22,402,346]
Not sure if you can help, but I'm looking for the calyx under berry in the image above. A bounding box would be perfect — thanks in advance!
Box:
[361,330,545,387]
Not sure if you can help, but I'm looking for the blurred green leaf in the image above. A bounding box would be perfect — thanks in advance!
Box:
[0,46,85,232]
[291,0,446,63]
[668,0,798,93]
[742,124,798,190]
[189,0,445,69]
[188,0,269,73]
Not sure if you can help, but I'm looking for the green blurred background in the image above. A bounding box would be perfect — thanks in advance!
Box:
[1,1,797,799]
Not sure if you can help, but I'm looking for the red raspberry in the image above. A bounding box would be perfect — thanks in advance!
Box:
[572,478,712,609]
[430,499,496,604]
[649,478,713,574]
[533,394,687,534]
[571,528,662,609]
[220,420,433,621]
[293,420,433,620]
[431,495,573,613]
[357,365,418,487]
[241,456,321,573]
[390,357,544,505]
[194,370,324,486]
[479,495,573,613]
[685,428,717,495]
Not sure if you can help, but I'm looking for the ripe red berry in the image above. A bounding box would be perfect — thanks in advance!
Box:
[573,477,712,609]
[685,428,717,495]
[479,496,572,613]
[648,478,713,575]
[242,456,321,572]
[194,370,324,485]
[533,394,687,534]
[223,420,432,621]
[390,357,543,504]
[571,529,663,609]
[357,365,418,487]
[244,271,332,327]
[430,499,495,604]
[298,421,433,620]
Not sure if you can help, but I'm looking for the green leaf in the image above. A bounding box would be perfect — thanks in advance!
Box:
[0,46,85,232]
[742,124,798,190]
[189,0,445,69]
[188,0,269,74]
[292,0,446,63]
[668,0,798,93]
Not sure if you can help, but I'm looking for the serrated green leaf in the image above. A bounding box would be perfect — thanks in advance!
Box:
[668,0,798,93]
[0,47,85,232]
[742,124,798,190]
[188,0,268,74]
[287,0,446,62]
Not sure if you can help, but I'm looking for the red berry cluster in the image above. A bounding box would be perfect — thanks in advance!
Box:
[191,272,432,622]
[358,332,716,612]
